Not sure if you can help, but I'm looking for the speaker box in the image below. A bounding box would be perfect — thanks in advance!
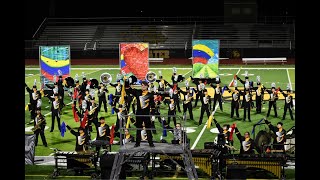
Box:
[226,165,247,179]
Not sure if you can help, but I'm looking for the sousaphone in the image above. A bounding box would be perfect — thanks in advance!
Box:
[100,73,112,84]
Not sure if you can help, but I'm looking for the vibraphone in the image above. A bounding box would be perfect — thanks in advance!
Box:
[159,149,287,179]
[51,151,98,178]
[225,154,287,179]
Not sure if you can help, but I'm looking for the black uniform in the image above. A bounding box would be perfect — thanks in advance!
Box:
[57,76,65,107]
[213,118,233,145]
[235,127,255,154]
[87,100,99,133]
[266,88,279,117]
[198,91,211,125]
[113,105,128,132]
[49,96,61,132]
[66,125,90,152]
[97,85,108,112]
[167,100,177,127]
[243,90,252,122]
[34,113,48,147]
[229,88,241,119]
[179,88,194,120]
[265,120,286,152]
[193,81,204,108]
[281,90,294,120]
[252,85,266,113]
[96,122,111,154]
[126,87,155,147]
[210,83,223,112]
[236,76,253,108]
[25,85,41,121]
[110,82,122,106]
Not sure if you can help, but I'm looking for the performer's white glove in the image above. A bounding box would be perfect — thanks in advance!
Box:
[151,116,155,122]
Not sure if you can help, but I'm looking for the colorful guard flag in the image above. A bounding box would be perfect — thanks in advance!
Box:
[60,122,66,137]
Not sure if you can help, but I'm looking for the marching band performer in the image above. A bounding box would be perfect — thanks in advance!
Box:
[179,87,194,121]
[33,108,48,147]
[210,76,223,112]
[228,81,241,119]
[167,98,177,127]
[87,96,99,132]
[213,117,234,147]
[252,76,266,114]
[264,119,286,152]
[113,104,128,132]
[25,81,41,123]
[126,80,155,147]
[97,82,109,112]
[281,85,294,120]
[66,123,90,152]
[234,125,255,154]
[266,83,279,118]
[191,78,204,108]
[236,72,254,108]
[243,88,252,122]
[198,89,211,125]
[57,75,65,108]
[110,79,122,106]
[95,117,111,155]
[49,94,61,132]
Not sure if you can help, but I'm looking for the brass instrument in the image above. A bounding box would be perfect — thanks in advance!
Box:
[184,94,192,104]
[146,71,157,83]
[88,106,98,115]
[32,118,46,132]
[100,72,112,84]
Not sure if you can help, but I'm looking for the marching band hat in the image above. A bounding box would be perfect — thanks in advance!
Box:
[32,85,37,89]
[277,122,283,126]
[257,82,261,85]
[141,81,149,87]
[203,89,208,92]
[54,82,58,85]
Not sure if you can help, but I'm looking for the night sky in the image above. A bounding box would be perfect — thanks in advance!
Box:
[24,0,295,40]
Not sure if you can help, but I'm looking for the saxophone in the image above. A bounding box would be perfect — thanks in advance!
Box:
[32,117,46,132]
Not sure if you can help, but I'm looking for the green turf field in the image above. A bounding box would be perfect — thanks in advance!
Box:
[25,64,295,178]
[25,65,295,156]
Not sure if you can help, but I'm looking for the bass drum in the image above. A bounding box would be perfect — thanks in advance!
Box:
[254,130,272,154]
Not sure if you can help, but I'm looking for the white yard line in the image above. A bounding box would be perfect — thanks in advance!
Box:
[191,104,219,150]
[286,69,293,90]
[26,67,295,70]
[183,70,192,76]
[25,74,39,79]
